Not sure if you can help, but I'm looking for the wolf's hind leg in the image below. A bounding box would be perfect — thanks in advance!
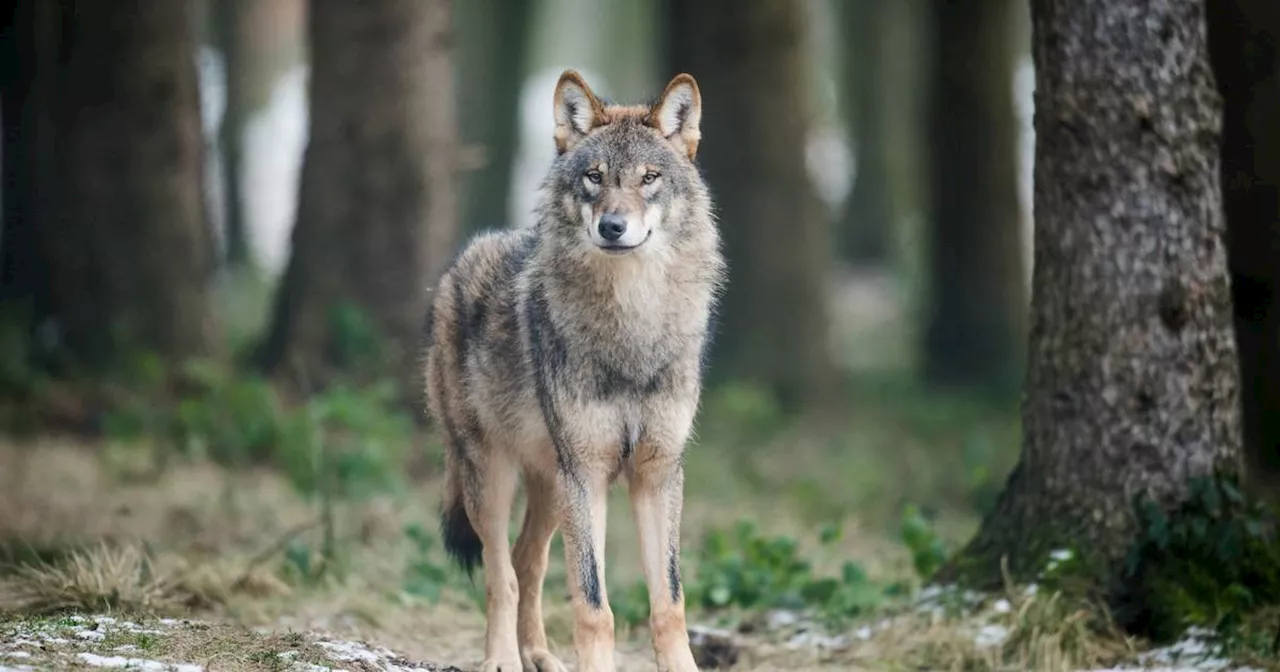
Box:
[512,472,567,672]
[557,468,616,672]
[628,456,698,672]
[465,455,523,672]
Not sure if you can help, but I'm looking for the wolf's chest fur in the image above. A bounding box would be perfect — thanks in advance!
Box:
[531,249,709,400]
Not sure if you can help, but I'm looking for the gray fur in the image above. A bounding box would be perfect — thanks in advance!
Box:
[424,70,723,672]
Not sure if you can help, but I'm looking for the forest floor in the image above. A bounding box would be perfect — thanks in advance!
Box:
[0,423,1271,671]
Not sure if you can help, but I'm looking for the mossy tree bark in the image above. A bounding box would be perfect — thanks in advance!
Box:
[921,0,1026,392]
[1207,0,1280,500]
[455,0,532,235]
[25,0,213,371]
[259,0,460,395]
[836,0,895,266]
[664,0,836,410]
[940,0,1242,587]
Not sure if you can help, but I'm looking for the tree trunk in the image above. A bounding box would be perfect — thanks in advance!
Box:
[259,0,459,394]
[664,0,836,410]
[941,0,1242,587]
[921,0,1026,392]
[836,0,895,266]
[0,0,51,318]
[210,0,251,268]
[455,0,531,234]
[44,0,212,369]
[1206,0,1280,500]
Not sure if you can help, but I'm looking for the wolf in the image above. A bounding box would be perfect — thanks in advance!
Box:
[422,70,725,672]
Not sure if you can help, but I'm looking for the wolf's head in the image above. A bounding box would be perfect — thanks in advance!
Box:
[541,70,709,257]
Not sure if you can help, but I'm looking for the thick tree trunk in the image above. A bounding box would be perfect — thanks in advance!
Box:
[921,0,1026,392]
[664,0,836,410]
[46,0,212,369]
[836,0,894,266]
[1207,0,1280,499]
[942,0,1242,587]
[259,0,459,393]
[0,0,50,316]
[455,0,531,234]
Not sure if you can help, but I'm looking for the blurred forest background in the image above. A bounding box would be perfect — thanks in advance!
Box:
[0,0,1278,670]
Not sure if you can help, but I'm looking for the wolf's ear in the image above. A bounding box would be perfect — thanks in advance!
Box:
[647,73,702,159]
[553,70,605,154]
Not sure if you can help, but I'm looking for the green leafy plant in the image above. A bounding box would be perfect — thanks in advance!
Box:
[685,521,888,623]
[900,503,949,581]
[1119,473,1280,659]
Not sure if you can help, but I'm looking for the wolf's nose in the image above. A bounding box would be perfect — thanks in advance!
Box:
[599,215,627,242]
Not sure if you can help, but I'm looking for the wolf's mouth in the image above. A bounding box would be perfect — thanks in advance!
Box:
[597,230,652,255]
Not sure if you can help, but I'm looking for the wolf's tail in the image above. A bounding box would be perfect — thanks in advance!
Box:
[439,460,483,577]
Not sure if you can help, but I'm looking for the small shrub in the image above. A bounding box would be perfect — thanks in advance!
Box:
[1117,473,1280,660]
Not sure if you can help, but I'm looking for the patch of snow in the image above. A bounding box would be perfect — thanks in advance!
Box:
[0,652,30,659]
[973,624,1009,648]
[76,653,203,672]
[854,626,873,640]
[114,645,137,652]
[992,598,1012,614]
[765,609,800,629]
[76,629,106,641]
[785,630,849,651]
[0,665,36,672]
[316,639,381,663]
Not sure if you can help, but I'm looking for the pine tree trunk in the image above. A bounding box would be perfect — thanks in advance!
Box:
[455,0,532,234]
[837,0,894,266]
[46,0,212,368]
[941,0,1242,587]
[664,0,836,410]
[1207,0,1280,499]
[921,0,1026,392]
[259,0,459,394]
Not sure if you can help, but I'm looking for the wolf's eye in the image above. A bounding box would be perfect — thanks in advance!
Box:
[585,169,603,185]
[642,171,661,185]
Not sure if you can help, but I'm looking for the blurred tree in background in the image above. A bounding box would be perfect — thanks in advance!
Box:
[946,0,1241,585]
[921,0,1026,393]
[665,0,837,410]
[2,0,212,375]
[208,0,302,269]
[257,0,460,395]
[455,0,532,236]
[835,0,896,266]
[1208,0,1280,498]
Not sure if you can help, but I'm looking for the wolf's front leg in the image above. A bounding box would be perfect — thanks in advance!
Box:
[557,468,616,671]
[628,454,698,672]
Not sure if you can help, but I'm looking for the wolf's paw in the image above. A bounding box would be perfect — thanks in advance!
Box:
[521,648,568,672]
[480,658,524,672]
